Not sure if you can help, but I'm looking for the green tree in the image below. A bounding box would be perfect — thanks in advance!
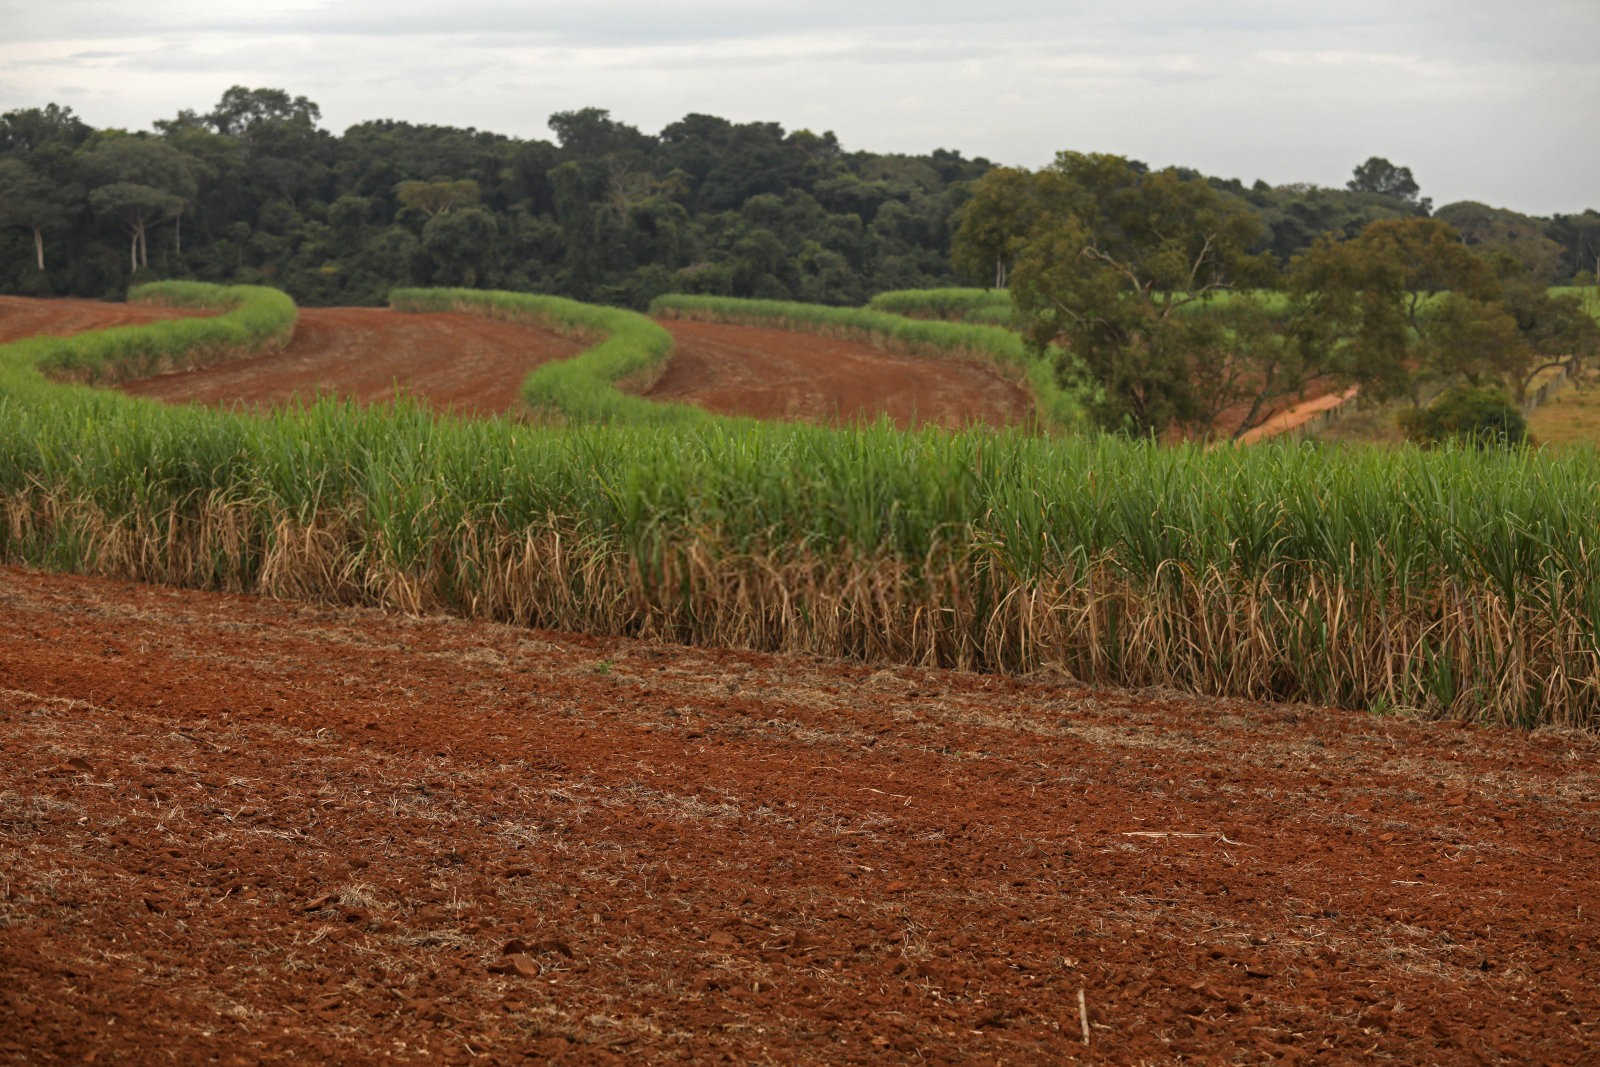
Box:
[394,179,480,218]
[1004,153,1278,435]
[1434,201,1565,283]
[421,206,497,286]
[1,104,92,284]
[206,86,321,136]
[0,103,92,154]
[951,166,1075,288]
[1239,180,1424,264]
[0,158,68,270]
[1498,278,1600,400]
[547,108,650,160]
[1547,211,1600,284]
[1287,216,1595,405]
[1347,156,1426,209]
[81,136,198,273]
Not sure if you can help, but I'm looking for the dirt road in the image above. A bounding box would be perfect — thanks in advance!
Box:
[2,565,1596,1064]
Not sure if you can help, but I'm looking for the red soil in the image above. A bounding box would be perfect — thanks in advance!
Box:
[5,297,1030,427]
[1237,386,1361,444]
[2,564,1597,1064]
[1206,375,1361,445]
[651,319,1034,429]
[119,307,583,417]
[0,295,203,344]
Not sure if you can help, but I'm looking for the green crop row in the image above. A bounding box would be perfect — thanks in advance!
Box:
[650,293,1087,431]
[867,288,1017,324]
[30,282,296,385]
[388,287,701,425]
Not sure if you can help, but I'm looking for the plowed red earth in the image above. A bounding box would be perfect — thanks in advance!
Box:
[650,320,1033,429]
[120,308,584,417]
[2,565,1598,1064]
[0,295,204,344]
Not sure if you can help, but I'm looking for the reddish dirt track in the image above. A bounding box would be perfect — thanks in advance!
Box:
[3,565,1598,1064]
[1238,387,1361,444]
[0,295,205,345]
[651,319,1034,429]
[119,308,584,417]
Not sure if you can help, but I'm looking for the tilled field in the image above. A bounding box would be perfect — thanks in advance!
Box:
[650,319,1033,428]
[67,299,1035,427]
[1,565,1597,1064]
[0,295,203,344]
[119,307,584,417]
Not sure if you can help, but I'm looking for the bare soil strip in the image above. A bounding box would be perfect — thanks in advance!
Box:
[1,565,1596,1064]
[1238,386,1362,444]
[650,319,1034,429]
[6,297,1030,427]
[114,307,584,417]
[0,295,203,344]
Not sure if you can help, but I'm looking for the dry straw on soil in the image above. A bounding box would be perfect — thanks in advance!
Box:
[4,487,1596,729]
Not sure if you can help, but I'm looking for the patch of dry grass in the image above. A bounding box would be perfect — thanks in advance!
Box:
[1529,383,1600,448]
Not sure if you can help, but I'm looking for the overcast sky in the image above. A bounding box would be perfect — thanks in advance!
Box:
[3,0,1595,215]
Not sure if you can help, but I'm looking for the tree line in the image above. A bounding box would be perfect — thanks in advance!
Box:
[0,90,992,307]
[5,87,1595,314]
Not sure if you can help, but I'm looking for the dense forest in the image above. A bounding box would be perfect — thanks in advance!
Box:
[1,87,1597,308]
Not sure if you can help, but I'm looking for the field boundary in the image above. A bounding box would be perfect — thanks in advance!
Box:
[650,293,1085,431]
[389,287,702,425]
[866,287,1016,324]
[28,282,296,385]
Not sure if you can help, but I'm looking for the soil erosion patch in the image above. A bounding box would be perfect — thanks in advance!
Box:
[2,565,1597,1064]
[119,307,584,417]
[650,318,1033,429]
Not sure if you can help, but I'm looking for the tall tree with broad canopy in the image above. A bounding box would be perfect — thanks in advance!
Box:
[395,179,480,218]
[421,206,497,286]
[1497,275,1600,400]
[990,152,1314,437]
[0,103,92,154]
[0,158,69,271]
[81,136,198,273]
[951,166,1076,289]
[1288,217,1511,404]
[1346,156,1428,211]
[206,87,321,137]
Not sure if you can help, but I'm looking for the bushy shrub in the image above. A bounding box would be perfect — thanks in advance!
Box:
[1400,385,1527,448]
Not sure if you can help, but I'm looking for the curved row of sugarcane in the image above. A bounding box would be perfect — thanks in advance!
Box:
[3,280,1599,728]
[387,287,1084,430]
